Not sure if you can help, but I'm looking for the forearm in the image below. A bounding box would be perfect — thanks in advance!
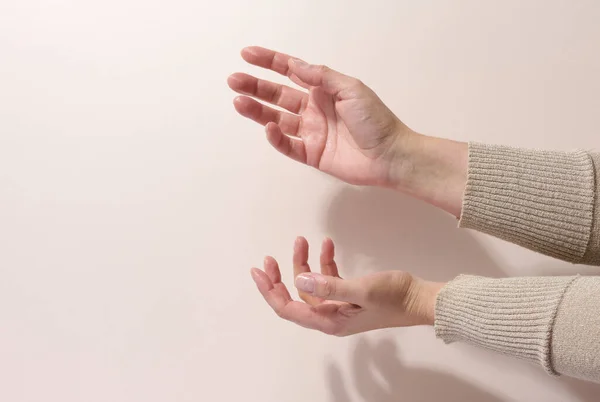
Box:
[390,134,600,265]
[434,274,600,383]
[387,133,468,218]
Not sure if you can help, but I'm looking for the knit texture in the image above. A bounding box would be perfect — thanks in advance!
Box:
[435,275,578,375]
[438,144,600,382]
[551,276,600,382]
[581,153,600,265]
[459,143,596,264]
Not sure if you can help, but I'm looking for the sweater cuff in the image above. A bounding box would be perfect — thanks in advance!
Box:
[459,143,595,263]
[435,275,578,375]
[581,153,600,265]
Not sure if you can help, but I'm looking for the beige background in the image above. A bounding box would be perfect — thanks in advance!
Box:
[1,1,600,401]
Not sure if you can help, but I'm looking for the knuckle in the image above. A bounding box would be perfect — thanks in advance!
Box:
[317,64,329,74]
[347,78,366,95]
[350,78,363,87]
[271,84,283,103]
[322,279,336,298]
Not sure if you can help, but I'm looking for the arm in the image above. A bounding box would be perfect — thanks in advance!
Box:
[391,137,600,264]
[233,47,600,381]
[436,274,600,382]
[387,140,600,379]
[455,144,600,265]
[229,47,600,265]
[389,134,600,378]
[251,238,600,383]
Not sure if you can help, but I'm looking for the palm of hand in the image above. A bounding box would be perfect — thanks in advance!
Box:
[299,88,399,185]
[298,295,400,337]
[297,297,364,336]
[228,47,402,186]
[251,237,414,336]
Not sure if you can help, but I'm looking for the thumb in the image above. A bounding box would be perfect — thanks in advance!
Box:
[288,59,360,99]
[295,273,363,304]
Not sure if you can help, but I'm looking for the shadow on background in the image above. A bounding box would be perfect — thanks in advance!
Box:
[530,260,600,277]
[563,377,600,402]
[325,186,600,402]
[325,186,504,281]
[328,338,505,402]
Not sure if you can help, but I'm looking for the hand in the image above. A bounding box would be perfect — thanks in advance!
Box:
[228,47,468,217]
[250,237,444,336]
[228,46,413,187]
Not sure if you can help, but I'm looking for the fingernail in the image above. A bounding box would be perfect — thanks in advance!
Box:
[227,74,241,86]
[243,47,259,57]
[295,274,315,293]
[292,58,307,67]
[250,268,260,281]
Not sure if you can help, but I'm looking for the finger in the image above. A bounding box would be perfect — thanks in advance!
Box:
[293,236,310,277]
[295,273,364,305]
[251,267,291,312]
[251,267,276,295]
[320,238,340,278]
[288,59,361,99]
[262,257,294,302]
[251,266,292,304]
[263,256,281,283]
[290,73,310,90]
[251,268,333,332]
[292,236,323,306]
[241,46,311,89]
[228,73,308,114]
[265,123,307,164]
[233,96,301,135]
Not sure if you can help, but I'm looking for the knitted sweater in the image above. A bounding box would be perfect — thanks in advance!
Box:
[434,143,600,383]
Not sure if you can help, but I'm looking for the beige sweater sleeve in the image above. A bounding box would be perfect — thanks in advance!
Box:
[459,142,600,264]
[435,143,600,382]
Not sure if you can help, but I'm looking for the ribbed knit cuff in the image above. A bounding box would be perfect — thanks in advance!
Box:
[435,275,578,375]
[581,153,600,266]
[459,143,595,263]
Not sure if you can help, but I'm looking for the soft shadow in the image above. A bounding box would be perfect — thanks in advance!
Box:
[325,186,599,401]
[325,186,504,281]
[562,377,600,402]
[328,337,505,402]
[529,260,600,277]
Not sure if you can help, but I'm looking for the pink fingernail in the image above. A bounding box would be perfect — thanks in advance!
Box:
[295,274,315,293]
[292,58,307,67]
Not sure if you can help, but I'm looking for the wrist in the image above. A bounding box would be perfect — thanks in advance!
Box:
[385,132,468,218]
[407,278,445,326]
